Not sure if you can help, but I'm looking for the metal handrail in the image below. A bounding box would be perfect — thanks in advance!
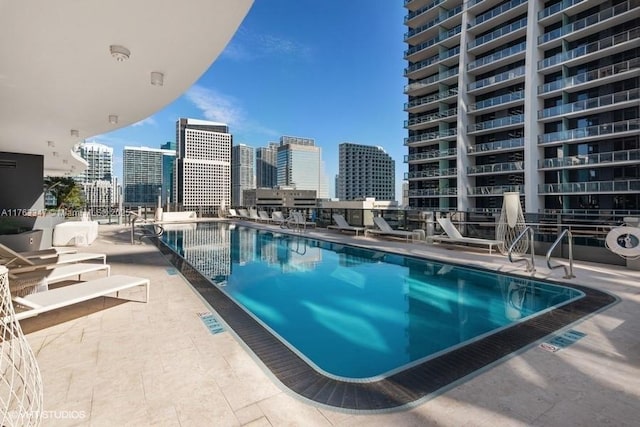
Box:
[129,211,164,243]
[546,229,575,279]
[508,226,536,272]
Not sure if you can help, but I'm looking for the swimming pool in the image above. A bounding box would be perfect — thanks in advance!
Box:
[158,222,616,410]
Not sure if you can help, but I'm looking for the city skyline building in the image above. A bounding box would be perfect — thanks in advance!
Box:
[337,142,395,201]
[160,141,177,206]
[277,135,329,199]
[232,143,255,207]
[122,146,176,207]
[74,141,114,210]
[404,0,639,213]
[256,142,278,188]
[175,118,232,215]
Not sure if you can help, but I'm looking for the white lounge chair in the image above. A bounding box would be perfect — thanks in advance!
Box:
[247,208,261,221]
[258,211,275,223]
[0,243,106,273]
[9,263,111,296]
[237,208,250,219]
[227,208,241,218]
[431,217,501,254]
[366,217,414,242]
[271,211,285,225]
[291,212,316,230]
[327,214,365,236]
[10,274,149,321]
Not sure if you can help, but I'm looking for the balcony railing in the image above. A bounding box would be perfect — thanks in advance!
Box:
[469,114,524,132]
[539,180,640,193]
[404,0,444,23]
[470,90,525,111]
[405,148,457,162]
[404,6,463,41]
[538,58,640,94]
[405,168,457,179]
[408,188,458,196]
[468,138,524,153]
[539,149,640,168]
[405,26,462,58]
[404,68,459,93]
[405,46,460,75]
[468,185,524,195]
[538,27,640,70]
[468,17,527,49]
[468,41,526,70]
[468,161,524,174]
[538,0,639,45]
[468,66,526,91]
[539,88,640,119]
[539,119,640,144]
[538,0,586,20]
[468,0,527,28]
[405,88,458,110]
[405,108,458,127]
[405,128,457,145]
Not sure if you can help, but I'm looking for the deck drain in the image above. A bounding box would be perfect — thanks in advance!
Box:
[198,312,224,335]
[539,329,586,352]
[166,267,178,275]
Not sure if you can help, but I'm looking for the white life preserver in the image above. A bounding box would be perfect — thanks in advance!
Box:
[605,226,640,259]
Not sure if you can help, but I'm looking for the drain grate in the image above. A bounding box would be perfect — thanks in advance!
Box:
[166,267,178,275]
[539,329,586,352]
[198,312,224,335]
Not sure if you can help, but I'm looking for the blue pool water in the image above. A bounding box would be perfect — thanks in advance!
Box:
[162,222,583,380]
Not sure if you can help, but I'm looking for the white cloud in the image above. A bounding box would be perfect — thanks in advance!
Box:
[131,116,157,127]
[185,85,245,128]
[222,29,310,61]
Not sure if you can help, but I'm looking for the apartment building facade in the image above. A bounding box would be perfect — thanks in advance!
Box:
[277,136,329,199]
[256,142,278,188]
[337,142,396,201]
[175,118,231,215]
[232,143,255,207]
[74,141,114,210]
[123,146,176,207]
[404,0,639,214]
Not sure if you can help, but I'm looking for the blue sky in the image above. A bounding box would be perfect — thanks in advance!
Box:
[97,0,407,200]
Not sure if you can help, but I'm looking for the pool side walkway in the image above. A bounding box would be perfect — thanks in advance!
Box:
[20,221,640,426]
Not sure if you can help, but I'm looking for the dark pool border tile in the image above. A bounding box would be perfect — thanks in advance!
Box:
[152,236,617,411]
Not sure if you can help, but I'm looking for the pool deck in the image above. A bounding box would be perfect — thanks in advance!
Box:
[20,221,640,426]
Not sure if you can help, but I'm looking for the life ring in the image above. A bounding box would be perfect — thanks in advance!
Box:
[605,226,640,259]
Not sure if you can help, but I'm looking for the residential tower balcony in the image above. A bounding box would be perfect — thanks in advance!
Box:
[467,41,527,73]
[467,138,524,155]
[405,167,457,179]
[469,90,525,114]
[405,107,458,129]
[467,185,524,196]
[404,88,458,113]
[467,66,526,95]
[539,118,640,145]
[539,149,640,169]
[405,147,457,163]
[405,128,457,146]
[468,114,524,134]
[538,0,587,23]
[538,88,640,121]
[467,161,524,175]
[467,0,527,32]
[467,17,527,54]
[539,179,640,194]
[408,187,458,197]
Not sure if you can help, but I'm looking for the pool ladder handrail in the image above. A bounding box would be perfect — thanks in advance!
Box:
[129,212,164,244]
[546,229,575,279]
[508,226,536,273]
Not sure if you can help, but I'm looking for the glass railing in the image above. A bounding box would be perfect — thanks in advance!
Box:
[405,46,460,75]
[538,27,640,70]
[539,118,640,144]
[468,66,526,91]
[406,108,458,127]
[469,114,524,132]
[405,88,458,110]
[404,128,458,145]
[405,25,461,57]
[538,0,639,45]
[468,41,526,70]
[404,6,463,40]
[468,17,527,49]
[539,149,640,168]
[408,188,458,196]
[468,0,527,27]
[470,90,525,111]
[404,68,459,92]
[539,0,586,20]
[405,167,458,179]
[468,185,524,195]
[539,88,640,119]
[467,161,524,174]
[468,138,524,153]
[540,180,640,193]
[405,0,444,22]
[404,148,457,162]
[538,58,640,94]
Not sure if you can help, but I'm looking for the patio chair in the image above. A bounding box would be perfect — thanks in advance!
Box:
[10,274,149,321]
[431,217,501,254]
[0,243,106,273]
[366,217,414,242]
[327,214,365,236]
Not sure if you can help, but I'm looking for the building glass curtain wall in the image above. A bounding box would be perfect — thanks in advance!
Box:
[404,0,640,213]
[123,147,174,207]
[256,142,278,188]
[337,142,396,201]
[232,144,255,207]
[276,136,328,198]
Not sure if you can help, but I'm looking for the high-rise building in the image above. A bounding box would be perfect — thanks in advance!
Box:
[160,141,177,206]
[123,146,176,207]
[256,142,278,188]
[175,118,232,215]
[74,141,114,210]
[277,136,329,199]
[404,0,639,213]
[232,143,255,207]
[337,143,395,201]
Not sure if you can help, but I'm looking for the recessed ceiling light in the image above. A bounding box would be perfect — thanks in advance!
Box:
[52,151,59,157]
[150,71,164,86]
[110,45,131,62]
[63,159,68,164]
[47,141,55,147]
[108,115,118,124]
[70,129,79,137]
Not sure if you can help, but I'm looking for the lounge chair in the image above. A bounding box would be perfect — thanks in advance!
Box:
[237,208,250,219]
[9,263,111,297]
[247,208,261,221]
[327,214,365,236]
[291,212,316,230]
[227,208,241,218]
[0,243,106,273]
[271,211,285,225]
[431,218,501,254]
[258,211,275,223]
[10,274,149,321]
[366,217,414,242]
